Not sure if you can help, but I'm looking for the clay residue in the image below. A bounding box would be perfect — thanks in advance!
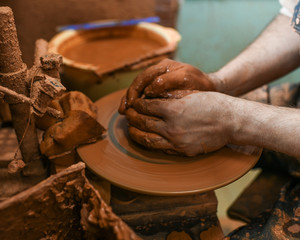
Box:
[0,7,23,73]
[0,7,46,178]
[167,231,192,240]
[0,162,140,240]
[287,223,300,234]
[199,225,224,240]
[38,91,105,166]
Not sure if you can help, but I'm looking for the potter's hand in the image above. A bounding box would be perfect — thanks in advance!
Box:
[127,90,300,159]
[119,59,216,114]
[125,91,235,156]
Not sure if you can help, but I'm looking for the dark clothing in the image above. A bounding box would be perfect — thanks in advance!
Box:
[227,82,300,239]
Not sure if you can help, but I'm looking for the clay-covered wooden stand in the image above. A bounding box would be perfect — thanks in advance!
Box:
[110,186,224,240]
[0,6,224,240]
[0,6,139,240]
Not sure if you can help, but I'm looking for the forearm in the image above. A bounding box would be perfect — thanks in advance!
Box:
[231,98,300,159]
[210,14,300,96]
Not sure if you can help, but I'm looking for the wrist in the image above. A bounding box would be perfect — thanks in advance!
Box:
[229,98,271,147]
[208,72,228,94]
[227,97,300,159]
[210,93,243,144]
[221,96,244,144]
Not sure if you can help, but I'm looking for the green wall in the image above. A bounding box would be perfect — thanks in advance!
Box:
[177,0,300,85]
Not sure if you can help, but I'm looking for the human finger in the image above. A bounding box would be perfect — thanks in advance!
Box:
[128,125,175,151]
[143,70,188,97]
[125,108,165,134]
[154,89,199,99]
[118,94,127,114]
[132,98,169,118]
[127,59,175,106]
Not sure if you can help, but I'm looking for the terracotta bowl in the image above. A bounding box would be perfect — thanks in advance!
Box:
[48,22,181,101]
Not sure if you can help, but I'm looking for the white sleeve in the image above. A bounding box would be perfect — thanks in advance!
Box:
[279,0,298,17]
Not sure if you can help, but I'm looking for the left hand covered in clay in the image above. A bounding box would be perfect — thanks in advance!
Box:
[119,59,216,114]
[125,91,235,156]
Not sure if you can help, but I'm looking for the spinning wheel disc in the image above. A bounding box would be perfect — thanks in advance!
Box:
[78,89,261,196]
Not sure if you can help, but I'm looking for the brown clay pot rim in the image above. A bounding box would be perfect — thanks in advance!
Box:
[48,22,181,73]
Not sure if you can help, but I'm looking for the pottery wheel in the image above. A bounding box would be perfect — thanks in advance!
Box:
[78,89,261,196]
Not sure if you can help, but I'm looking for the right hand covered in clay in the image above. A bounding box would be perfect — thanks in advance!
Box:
[118,58,216,114]
[125,91,237,157]
[125,89,300,159]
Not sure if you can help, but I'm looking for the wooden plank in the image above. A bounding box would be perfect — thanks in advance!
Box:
[0,162,140,240]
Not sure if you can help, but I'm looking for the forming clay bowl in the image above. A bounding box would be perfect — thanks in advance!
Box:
[77,89,262,196]
[48,22,181,101]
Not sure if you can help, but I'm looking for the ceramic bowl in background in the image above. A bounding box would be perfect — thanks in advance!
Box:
[48,22,181,101]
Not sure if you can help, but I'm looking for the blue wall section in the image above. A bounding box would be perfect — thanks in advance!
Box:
[177,0,300,85]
